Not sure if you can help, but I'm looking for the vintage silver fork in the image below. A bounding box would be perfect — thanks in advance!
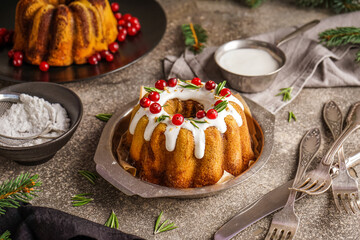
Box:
[293,102,360,195]
[324,101,360,213]
[265,128,321,240]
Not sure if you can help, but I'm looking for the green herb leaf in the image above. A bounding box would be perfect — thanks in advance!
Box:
[276,87,293,102]
[104,210,119,229]
[144,87,164,93]
[179,79,200,90]
[156,115,170,122]
[190,121,199,129]
[288,111,297,123]
[71,193,93,207]
[96,113,112,122]
[181,23,208,54]
[0,230,11,240]
[78,170,98,185]
[214,100,228,113]
[154,211,177,235]
[215,81,227,96]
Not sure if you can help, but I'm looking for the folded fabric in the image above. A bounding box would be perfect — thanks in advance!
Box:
[164,11,360,114]
[0,204,142,240]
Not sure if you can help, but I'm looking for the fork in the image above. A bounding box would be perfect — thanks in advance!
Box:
[293,102,360,195]
[265,128,321,240]
[324,101,360,213]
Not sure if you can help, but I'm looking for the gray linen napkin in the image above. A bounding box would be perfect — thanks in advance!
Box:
[164,12,360,114]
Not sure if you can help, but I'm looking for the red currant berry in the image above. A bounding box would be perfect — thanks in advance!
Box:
[205,80,216,90]
[167,78,178,87]
[119,28,127,36]
[95,52,101,61]
[105,53,114,62]
[118,19,126,26]
[150,103,162,114]
[191,77,201,86]
[117,25,124,31]
[148,91,160,102]
[220,88,232,97]
[39,61,49,72]
[206,109,218,119]
[133,23,141,31]
[108,42,119,53]
[196,110,206,119]
[12,58,22,67]
[111,2,119,12]
[117,33,126,42]
[0,28,7,36]
[114,12,122,20]
[13,51,23,60]
[140,97,151,108]
[130,17,139,25]
[214,100,223,106]
[122,13,132,22]
[100,50,110,58]
[127,27,137,36]
[155,79,167,90]
[172,114,184,126]
[8,49,15,59]
[88,55,98,65]
[125,21,132,28]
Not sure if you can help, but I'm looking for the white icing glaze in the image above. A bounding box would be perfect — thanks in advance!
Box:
[129,81,245,159]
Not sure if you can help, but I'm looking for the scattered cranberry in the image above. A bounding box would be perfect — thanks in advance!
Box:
[191,77,201,86]
[150,102,162,114]
[220,88,231,97]
[13,51,23,60]
[148,91,160,102]
[100,50,110,58]
[39,61,49,72]
[133,23,141,31]
[127,27,137,36]
[155,79,167,90]
[140,97,151,108]
[117,25,124,31]
[125,21,132,28]
[114,12,122,20]
[172,114,184,126]
[205,80,216,90]
[88,55,98,65]
[0,28,7,36]
[12,58,22,67]
[196,110,206,119]
[111,2,120,12]
[122,13,132,22]
[105,53,114,62]
[118,19,126,26]
[214,100,223,106]
[119,28,127,36]
[108,42,119,53]
[167,78,178,87]
[206,109,218,119]
[117,34,126,42]
[130,17,139,25]
[8,49,14,59]
[95,52,101,61]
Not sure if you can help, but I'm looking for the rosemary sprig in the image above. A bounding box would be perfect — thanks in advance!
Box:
[188,119,207,129]
[288,111,297,122]
[71,193,93,207]
[0,230,11,240]
[179,79,200,90]
[78,170,98,185]
[214,100,228,113]
[104,210,119,229]
[0,173,41,215]
[156,115,170,122]
[144,87,164,93]
[96,113,112,122]
[181,23,208,54]
[154,211,177,235]
[215,81,227,96]
[276,87,293,102]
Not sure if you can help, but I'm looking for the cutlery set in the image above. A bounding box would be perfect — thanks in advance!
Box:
[215,101,360,240]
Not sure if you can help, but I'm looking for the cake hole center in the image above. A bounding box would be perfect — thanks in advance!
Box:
[164,99,204,118]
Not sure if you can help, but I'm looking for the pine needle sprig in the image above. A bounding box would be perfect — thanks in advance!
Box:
[288,111,297,122]
[71,193,93,207]
[78,170,98,185]
[156,115,170,122]
[104,210,119,229]
[154,211,177,235]
[276,87,293,102]
[215,81,227,96]
[296,0,329,8]
[179,79,200,90]
[0,173,41,215]
[245,0,266,8]
[181,23,208,54]
[96,114,112,122]
[331,0,360,13]
[0,230,11,240]
[144,87,164,94]
[214,100,229,113]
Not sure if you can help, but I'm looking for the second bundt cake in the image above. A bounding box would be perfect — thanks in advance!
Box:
[124,79,256,188]
[14,0,118,66]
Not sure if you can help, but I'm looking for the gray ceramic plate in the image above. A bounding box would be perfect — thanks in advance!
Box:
[94,95,274,198]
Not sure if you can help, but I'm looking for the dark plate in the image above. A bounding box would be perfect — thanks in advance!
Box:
[0,0,166,83]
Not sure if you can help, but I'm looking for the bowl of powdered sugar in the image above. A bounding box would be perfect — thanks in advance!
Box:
[0,82,83,165]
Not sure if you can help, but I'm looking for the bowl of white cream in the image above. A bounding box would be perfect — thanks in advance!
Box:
[0,82,83,165]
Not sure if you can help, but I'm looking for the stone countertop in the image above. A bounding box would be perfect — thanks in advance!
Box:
[1,1,360,239]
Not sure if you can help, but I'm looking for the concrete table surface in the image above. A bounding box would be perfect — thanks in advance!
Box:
[1,0,360,239]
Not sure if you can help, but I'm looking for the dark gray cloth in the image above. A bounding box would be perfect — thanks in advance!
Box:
[164,12,360,114]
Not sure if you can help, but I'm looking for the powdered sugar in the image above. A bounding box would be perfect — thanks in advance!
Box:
[0,94,70,147]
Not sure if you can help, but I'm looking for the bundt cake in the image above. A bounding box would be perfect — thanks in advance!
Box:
[124,78,256,188]
[14,0,118,66]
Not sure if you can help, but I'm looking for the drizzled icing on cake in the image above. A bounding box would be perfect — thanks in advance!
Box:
[129,81,244,159]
